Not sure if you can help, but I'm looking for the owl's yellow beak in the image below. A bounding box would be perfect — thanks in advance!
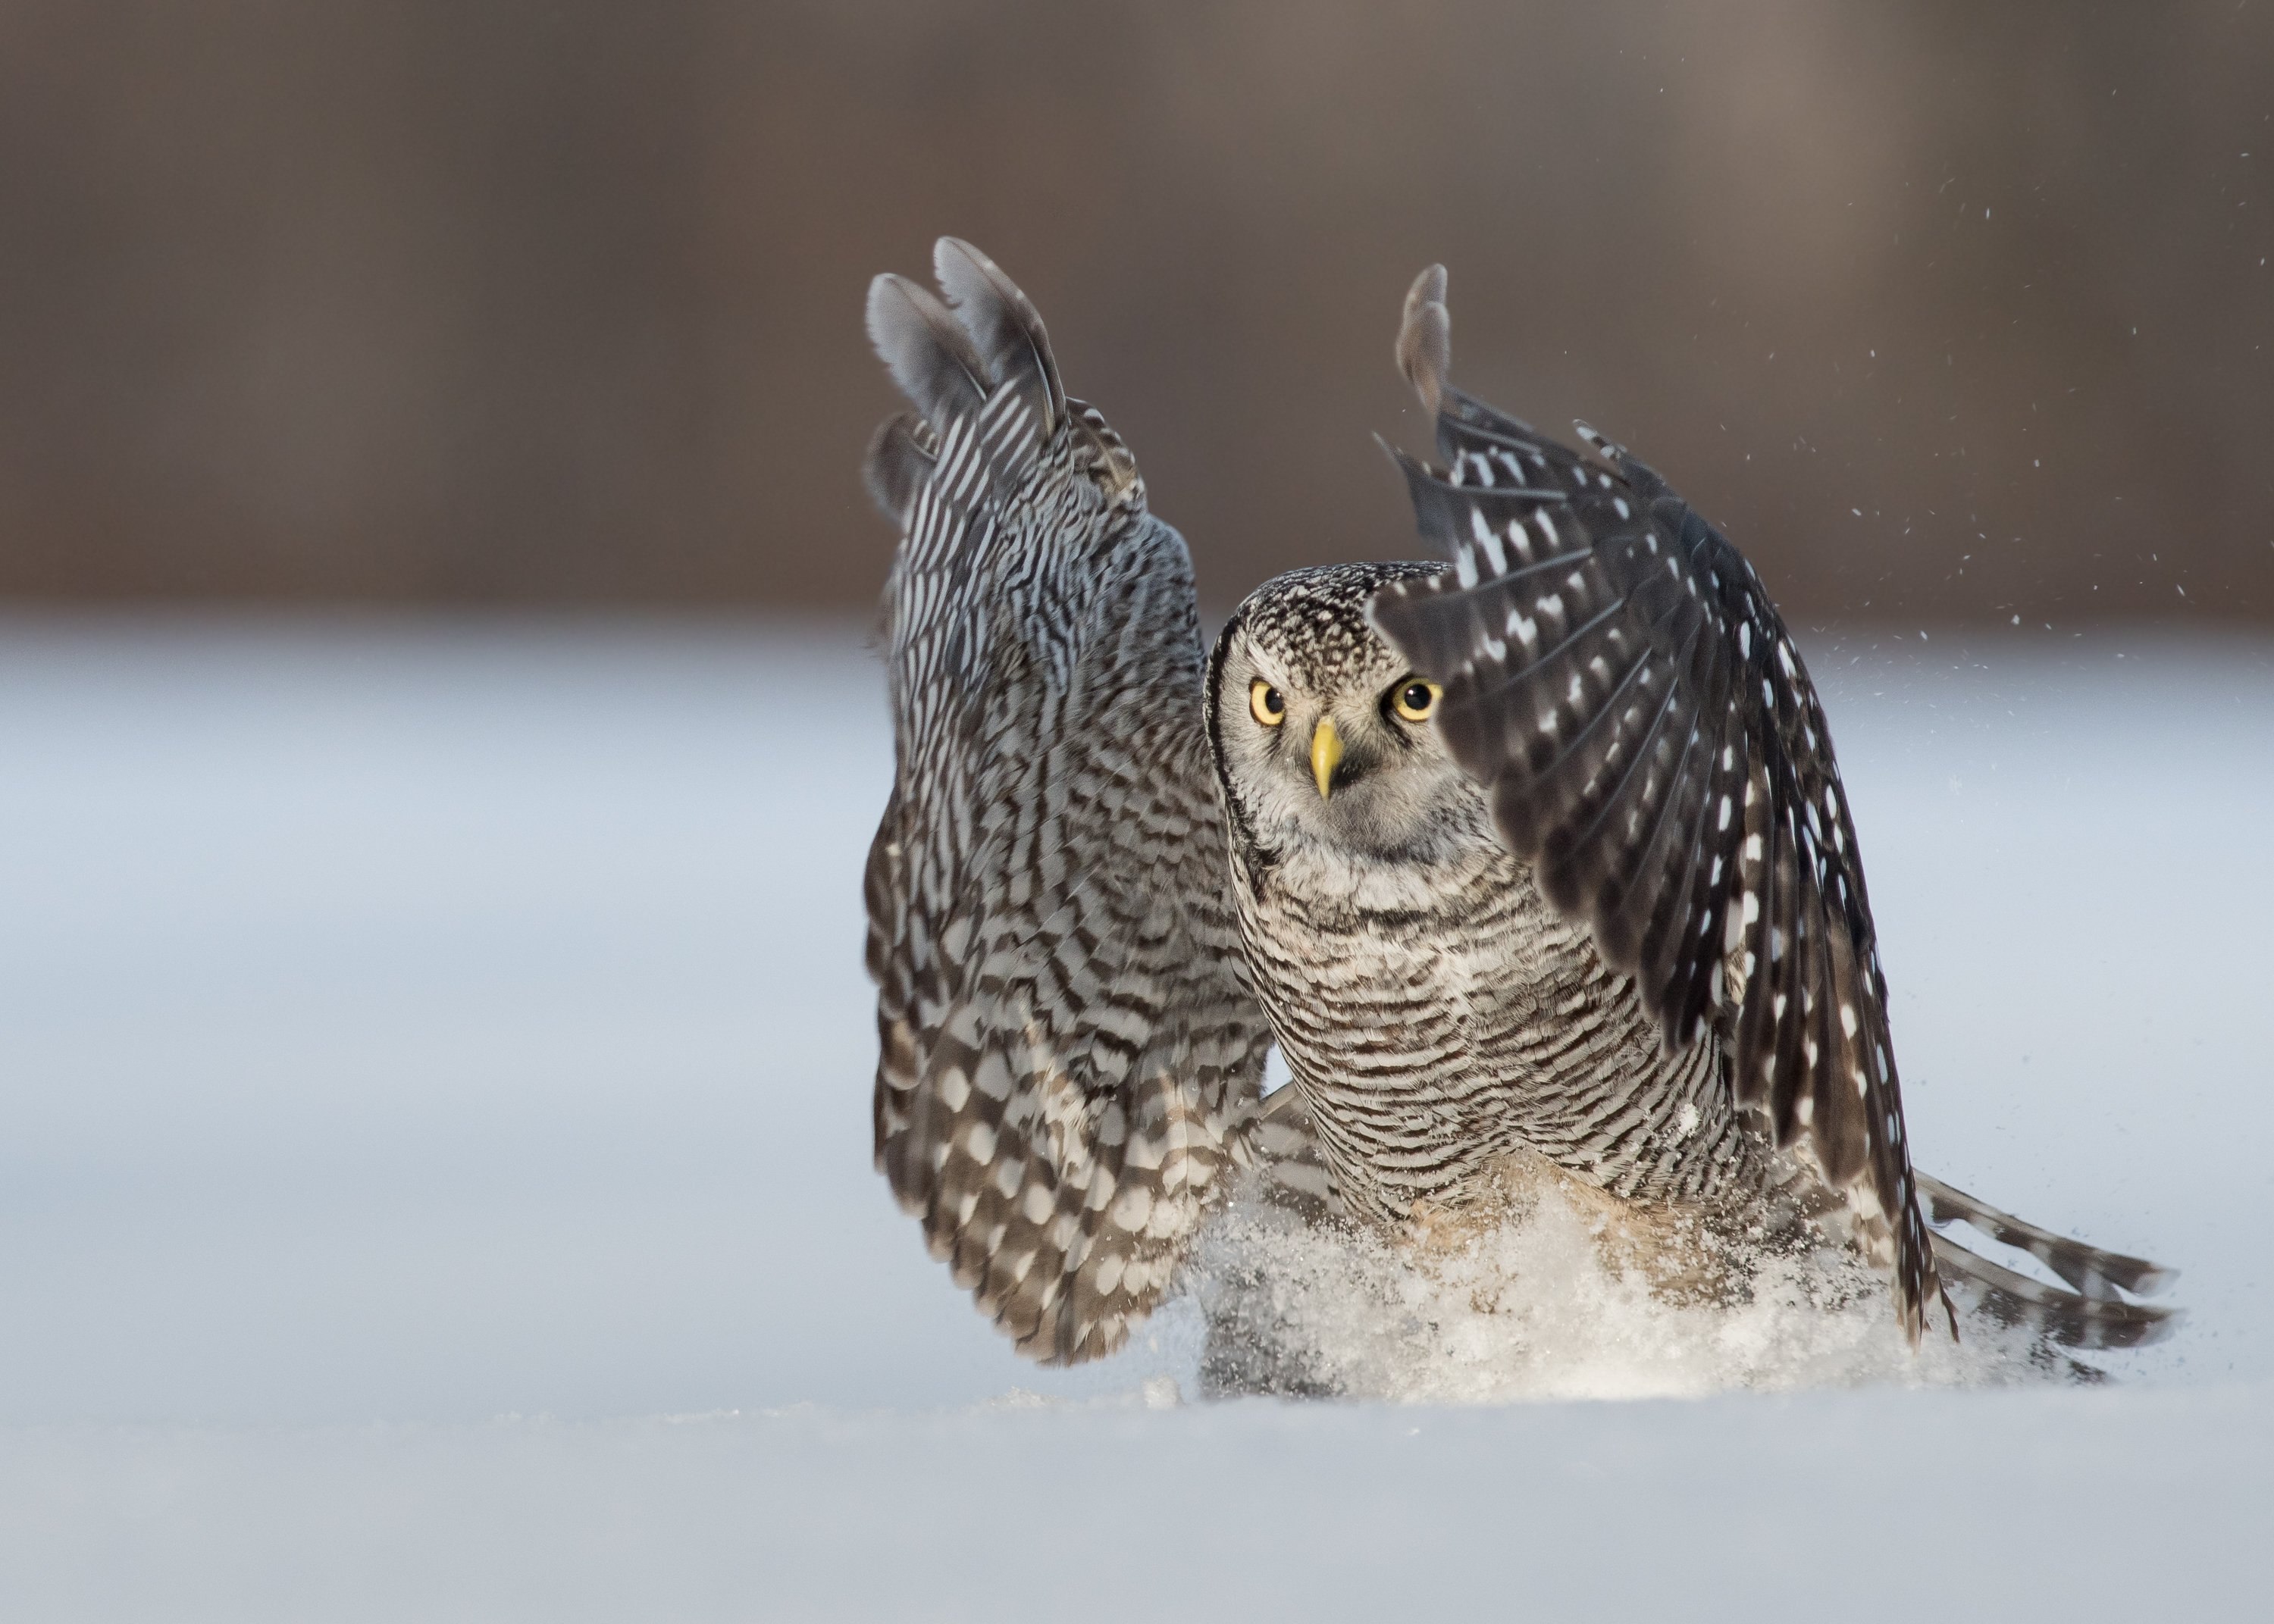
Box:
[1310,717,1342,799]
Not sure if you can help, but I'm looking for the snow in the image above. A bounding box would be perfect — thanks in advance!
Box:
[1185,1178,2056,1401]
[5,1389,2269,1622]
[2,615,2269,1617]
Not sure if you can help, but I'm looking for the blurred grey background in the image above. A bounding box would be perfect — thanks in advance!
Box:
[2,0,2268,623]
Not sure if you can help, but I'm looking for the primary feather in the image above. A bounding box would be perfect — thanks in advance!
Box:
[861,242,1272,1363]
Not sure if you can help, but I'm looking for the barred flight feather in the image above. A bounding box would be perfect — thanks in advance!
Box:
[861,240,1273,1363]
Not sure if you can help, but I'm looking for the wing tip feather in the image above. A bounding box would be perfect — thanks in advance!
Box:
[931,236,1064,439]
[866,271,989,427]
[1397,263,1452,418]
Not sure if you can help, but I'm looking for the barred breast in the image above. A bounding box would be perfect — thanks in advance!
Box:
[1232,822,1766,1228]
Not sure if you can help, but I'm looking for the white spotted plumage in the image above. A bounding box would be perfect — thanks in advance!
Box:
[860,244,2177,1369]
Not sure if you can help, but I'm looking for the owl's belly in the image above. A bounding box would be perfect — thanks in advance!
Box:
[1236,846,1762,1225]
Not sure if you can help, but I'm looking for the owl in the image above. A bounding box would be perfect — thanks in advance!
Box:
[859,239,2175,1370]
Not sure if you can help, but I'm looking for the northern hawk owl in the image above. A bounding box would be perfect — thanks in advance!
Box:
[858,239,2175,1370]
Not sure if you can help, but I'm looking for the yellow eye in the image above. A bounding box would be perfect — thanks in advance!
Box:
[1249,679,1287,726]
[1391,677,1441,722]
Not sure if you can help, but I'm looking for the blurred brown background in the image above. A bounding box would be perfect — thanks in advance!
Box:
[1,1,2268,622]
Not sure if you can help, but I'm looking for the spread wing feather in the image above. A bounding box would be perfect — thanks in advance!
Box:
[861,239,1273,1363]
[1368,268,1944,1339]
[1368,266,2177,1353]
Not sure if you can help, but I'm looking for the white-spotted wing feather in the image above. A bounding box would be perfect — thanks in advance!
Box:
[1367,270,2176,1350]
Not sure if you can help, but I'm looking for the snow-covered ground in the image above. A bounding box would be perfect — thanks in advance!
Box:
[2,616,2269,1619]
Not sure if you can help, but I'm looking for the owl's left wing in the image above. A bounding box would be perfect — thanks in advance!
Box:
[1367,268,1947,1341]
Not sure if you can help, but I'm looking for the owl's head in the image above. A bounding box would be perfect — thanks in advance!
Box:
[1209,562,1483,865]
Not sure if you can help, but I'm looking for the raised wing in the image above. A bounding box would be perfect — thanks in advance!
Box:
[862,239,1273,1363]
[1367,266,1945,1340]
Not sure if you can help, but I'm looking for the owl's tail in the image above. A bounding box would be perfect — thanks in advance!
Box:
[1918,1172,2179,1351]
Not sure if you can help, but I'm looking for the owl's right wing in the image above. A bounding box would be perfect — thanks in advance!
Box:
[860,240,1274,1364]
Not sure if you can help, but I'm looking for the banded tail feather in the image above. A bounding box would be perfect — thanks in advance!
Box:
[1918,1173,2176,1299]
[1930,1236,2175,1353]
[1920,1172,2178,1350]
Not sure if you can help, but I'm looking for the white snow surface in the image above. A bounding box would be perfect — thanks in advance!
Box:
[2,615,2269,1619]
[5,1389,2269,1622]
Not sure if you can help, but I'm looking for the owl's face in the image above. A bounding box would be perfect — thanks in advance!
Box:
[1211,562,1483,865]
